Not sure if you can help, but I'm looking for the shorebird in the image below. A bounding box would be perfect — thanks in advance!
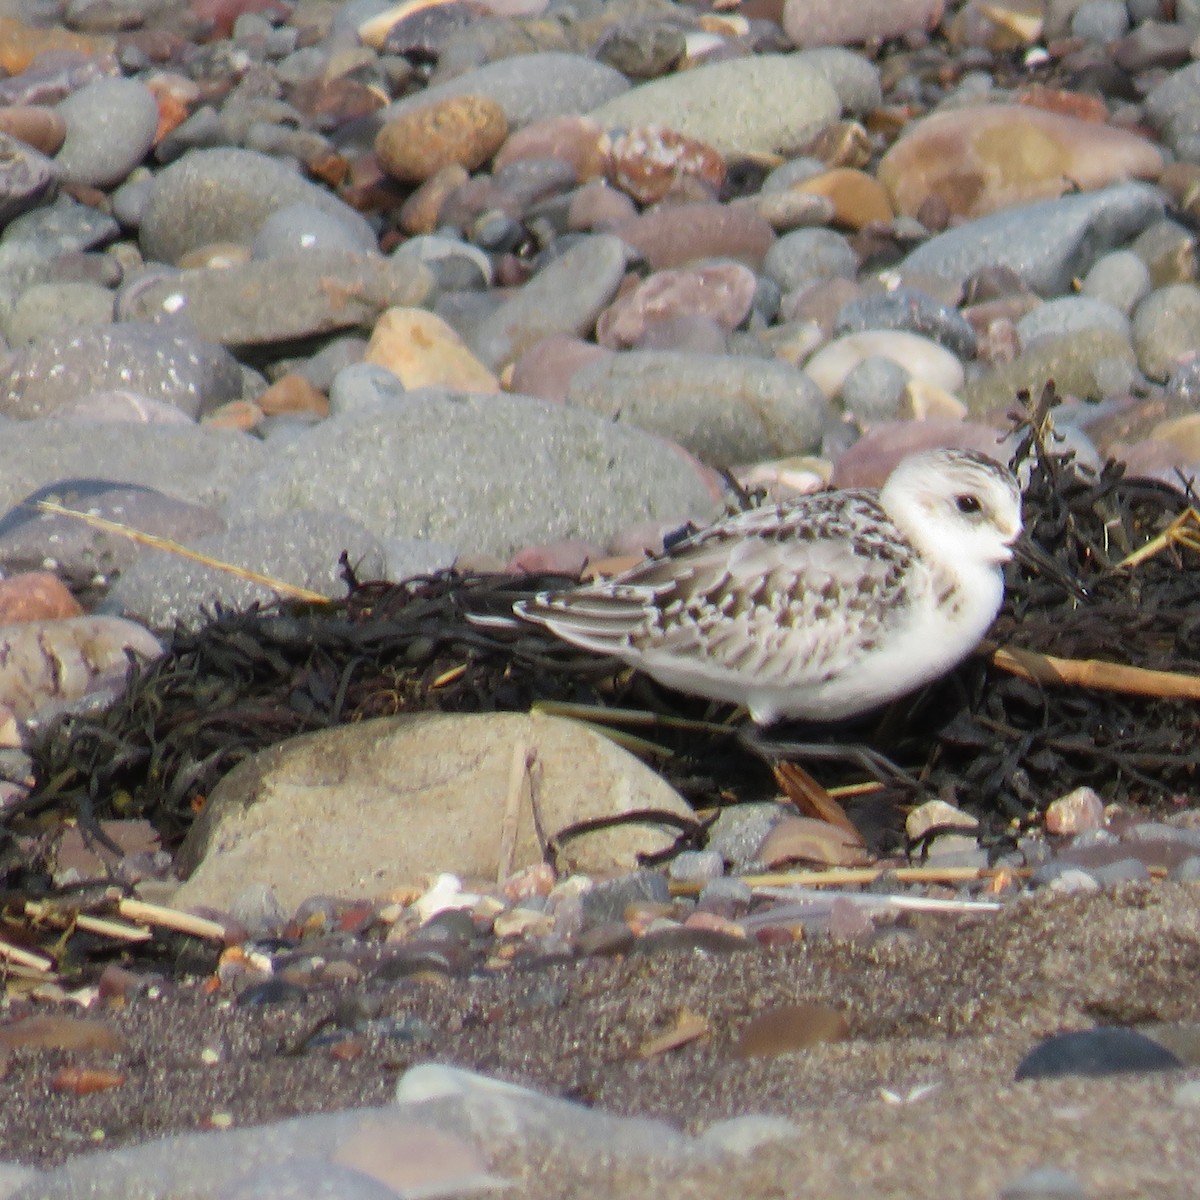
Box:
[515,448,1028,726]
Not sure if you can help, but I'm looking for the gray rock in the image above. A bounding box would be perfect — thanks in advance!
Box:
[763,227,857,291]
[382,51,629,129]
[834,288,978,358]
[468,234,628,368]
[581,870,671,924]
[3,197,118,254]
[588,53,840,158]
[102,509,387,630]
[140,148,377,266]
[961,328,1136,414]
[328,362,407,413]
[3,280,114,345]
[898,182,1166,296]
[840,355,909,425]
[54,78,158,188]
[1070,0,1128,40]
[1132,283,1200,380]
[250,202,378,259]
[119,250,434,347]
[1144,60,1200,156]
[380,536,457,581]
[0,481,226,581]
[0,422,267,513]
[0,323,245,419]
[1080,249,1151,314]
[564,349,830,465]
[792,47,882,114]
[230,390,721,560]
[1015,295,1131,347]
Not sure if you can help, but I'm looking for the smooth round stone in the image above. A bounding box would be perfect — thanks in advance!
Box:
[834,289,978,358]
[1132,283,1200,380]
[1016,296,1131,348]
[365,307,499,393]
[564,349,829,465]
[0,324,245,420]
[595,264,757,350]
[508,333,610,403]
[1144,60,1200,158]
[5,197,119,253]
[794,168,891,229]
[568,177,639,230]
[805,330,964,397]
[782,0,941,47]
[839,355,910,425]
[54,78,158,188]
[230,392,721,560]
[613,201,775,270]
[328,362,408,414]
[492,115,607,183]
[897,182,1165,297]
[0,132,55,227]
[791,47,882,114]
[878,105,1164,221]
[0,105,65,156]
[762,228,857,292]
[467,233,628,369]
[1014,1027,1182,1081]
[961,327,1136,415]
[593,19,685,80]
[1130,217,1195,286]
[251,202,378,259]
[376,94,508,183]
[1080,249,1152,314]
[4,280,114,345]
[382,52,629,130]
[588,54,839,160]
[140,147,377,266]
[111,172,155,228]
[1071,0,1128,40]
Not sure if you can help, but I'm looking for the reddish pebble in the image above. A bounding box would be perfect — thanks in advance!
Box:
[509,334,611,403]
[0,105,65,156]
[1045,786,1106,836]
[493,115,607,181]
[375,94,508,184]
[50,1066,127,1095]
[612,201,775,269]
[567,179,638,231]
[606,126,725,205]
[0,572,81,623]
[191,0,288,38]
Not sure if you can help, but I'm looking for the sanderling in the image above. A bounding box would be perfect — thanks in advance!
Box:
[515,448,1026,726]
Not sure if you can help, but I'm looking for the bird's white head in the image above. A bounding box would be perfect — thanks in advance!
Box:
[879,448,1022,567]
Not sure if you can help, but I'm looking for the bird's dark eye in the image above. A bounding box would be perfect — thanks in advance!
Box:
[956,494,982,514]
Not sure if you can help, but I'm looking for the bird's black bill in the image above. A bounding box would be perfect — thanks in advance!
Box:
[1012,536,1088,601]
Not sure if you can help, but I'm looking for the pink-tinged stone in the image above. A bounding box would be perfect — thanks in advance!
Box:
[200,399,263,431]
[335,1113,491,1195]
[612,201,775,269]
[191,0,288,37]
[596,263,756,349]
[0,573,82,623]
[506,538,605,575]
[635,314,729,353]
[605,126,725,205]
[878,104,1164,220]
[493,115,607,181]
[398,163,469,235]
[831,420,1009,488]
[1045,786,1106,836]
[54,818,160,881]
[1112,437,1200,484]
[365,307,499,393]
[780,277,863,336]
[0,105,64,155]
[568,179,638,231]
[783,0,943,47]
[509,334,611,402]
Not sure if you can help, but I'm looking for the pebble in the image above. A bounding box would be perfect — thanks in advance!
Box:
[54,77,159,188]
[375,94,508,183]
[365,307,499,392]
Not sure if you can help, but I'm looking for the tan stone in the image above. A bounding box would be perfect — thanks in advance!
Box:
[365,307,499,393]
[375,94,508,184]
[0,572,82,623]
[174,712,697,911]
[796,168,892,229]
[879,104,1164,220]
[257,372,330,417]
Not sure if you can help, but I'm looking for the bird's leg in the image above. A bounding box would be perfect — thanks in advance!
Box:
[735,724,922,791]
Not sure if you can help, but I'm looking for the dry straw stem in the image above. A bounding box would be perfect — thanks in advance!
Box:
[32,500,330,604]
[117,899,227,941]
[991,645,1200,702]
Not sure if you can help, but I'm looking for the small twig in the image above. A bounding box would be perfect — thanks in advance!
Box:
[992,645,1200,701]
[0,939,54,972]
[116,899,227,941]
[24,902,153,944]
[670,864,1023,895]
[1116,507,1200,571]
[32,501,331,604]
